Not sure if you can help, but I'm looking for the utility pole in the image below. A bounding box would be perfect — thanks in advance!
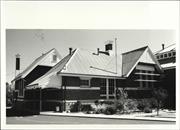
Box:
[114,38,117,99]
[115,38,117,74]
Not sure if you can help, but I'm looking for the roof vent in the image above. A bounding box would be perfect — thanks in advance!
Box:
[93,48,100,55]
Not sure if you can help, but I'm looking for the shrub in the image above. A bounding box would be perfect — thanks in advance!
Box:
[137,100,146,111]
[149,98,158,109]
[100,100,114,105]
[114,100,124,112]
[70,101,81,112]
[124,99,138,112]
[94,100,100,106]
[81,104,93,112]
[144,107,152,113]
[152,88,168,115]
[104,106,117,115]
[137,99,151,111]
[86,111,93,114]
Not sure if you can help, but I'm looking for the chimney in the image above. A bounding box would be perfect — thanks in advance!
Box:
[162,44,165,50]
[15,54,20,70]
[105,40,113,56]
[69,47,72,55]
[105,41,113,52]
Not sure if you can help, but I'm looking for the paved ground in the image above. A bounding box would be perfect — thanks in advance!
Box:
[6,115,175,124]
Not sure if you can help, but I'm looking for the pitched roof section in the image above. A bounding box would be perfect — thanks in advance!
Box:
[60,48,122,77]
[123,46,163,77]
[29,45,162,87]
[155,44,175,54]
[29,50,75,86]
[122,46,148,76]
[12,48,61,81]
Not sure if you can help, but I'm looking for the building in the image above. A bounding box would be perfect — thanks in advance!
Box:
[11,48,62,113]
[13,44,163,113]
[155,44,176,109]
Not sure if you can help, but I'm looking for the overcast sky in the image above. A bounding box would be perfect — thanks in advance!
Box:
[6,29,175,83]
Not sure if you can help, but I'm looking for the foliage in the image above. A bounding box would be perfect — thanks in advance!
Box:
[143,107,152,113]
[104,106,117,115]
[6,82,13,107]
[100,100,114,105]
[81,104,93,112]
[115,88,128,113]
[70,101,82,112]
[114,100,124,112]
[94,100,100,106]
[124,99,138,113]
[149,98,158,109]
[152,88,168,105]
[137,99,151,111]
[152,87,168,115]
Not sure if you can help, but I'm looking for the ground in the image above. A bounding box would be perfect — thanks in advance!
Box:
[6,115,175,124]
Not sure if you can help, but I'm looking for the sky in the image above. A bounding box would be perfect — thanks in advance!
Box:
[6,29,176,83]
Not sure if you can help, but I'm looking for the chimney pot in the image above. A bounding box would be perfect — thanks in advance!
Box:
[162,44,165,50]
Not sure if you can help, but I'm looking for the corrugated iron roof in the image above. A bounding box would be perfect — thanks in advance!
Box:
[60,48,122,77]
[161,62,176,69]
[155,44,175,54]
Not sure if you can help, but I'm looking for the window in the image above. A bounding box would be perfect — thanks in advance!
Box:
[168,53,172,57]
[164,53,167,58]
[156,55,159,59]
[80,79,90,87]
[172,52,176,57]
[52,54,57,62]
[160,54,163,59]
[142,70,146,73]
[147,70,152,73]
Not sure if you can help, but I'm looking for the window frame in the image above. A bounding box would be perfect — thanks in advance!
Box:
[168,52,172,57]
[52,54,57,63]
[164,53,168,58]
[160,54,164,59]
[79,77,91,87]
[156,55,159,59]
[172,51,176,57]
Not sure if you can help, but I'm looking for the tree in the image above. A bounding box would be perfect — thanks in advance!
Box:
[6,82,13,107]
[152,87,168,116]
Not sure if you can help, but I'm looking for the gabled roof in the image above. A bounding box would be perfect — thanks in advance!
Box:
[122,46,162,76]
[122,46,148,76]
[29,50,75,86]
[60,48,122,77]
[12,48,61,81]
[155,44,175,54]
[28,46,162,87]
